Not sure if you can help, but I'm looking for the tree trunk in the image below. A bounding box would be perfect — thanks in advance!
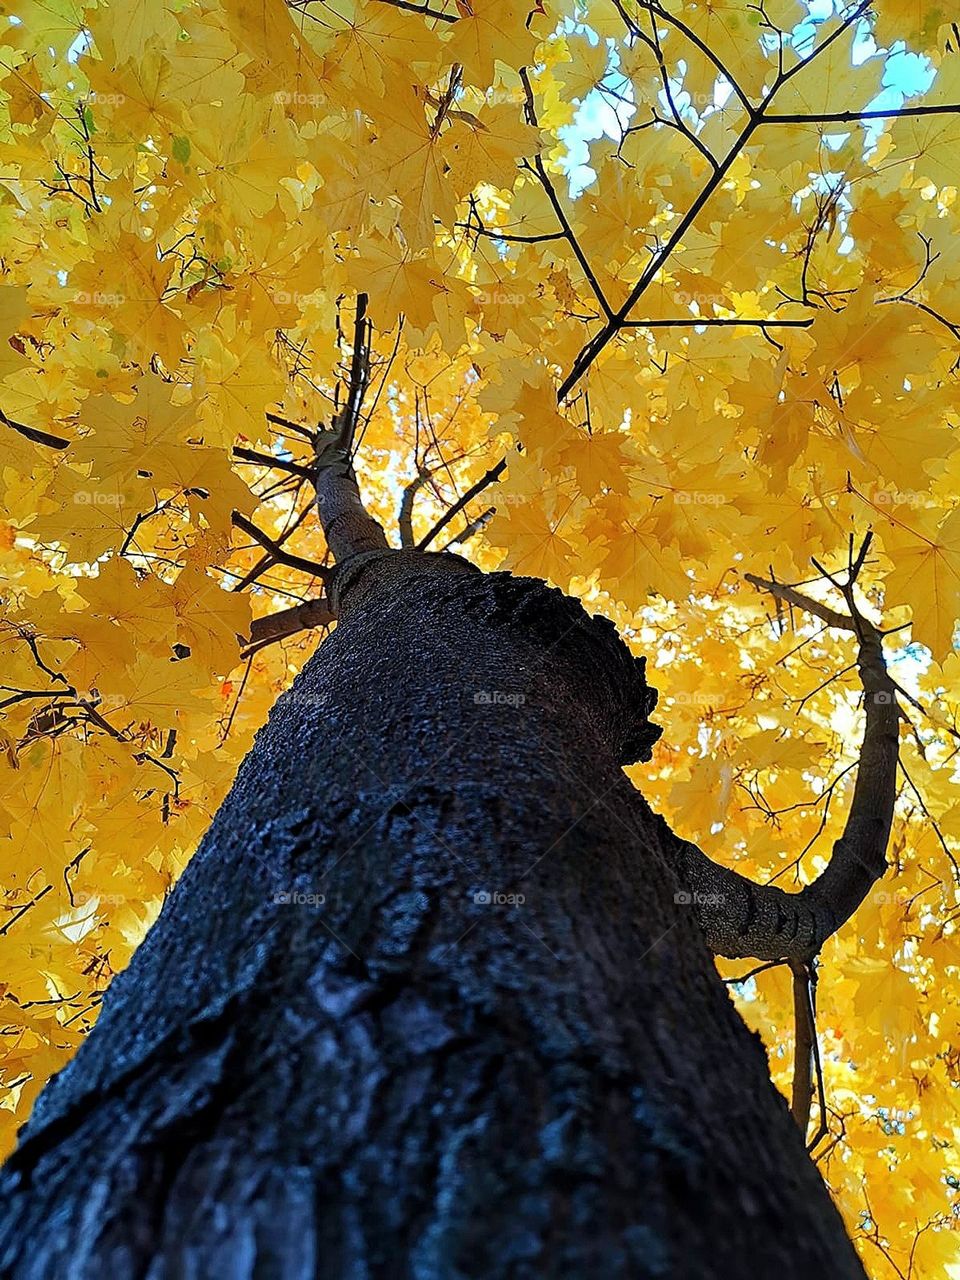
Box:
[0,551,865,1279]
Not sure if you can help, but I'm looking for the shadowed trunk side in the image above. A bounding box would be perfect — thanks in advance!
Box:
[0,552,865,1280]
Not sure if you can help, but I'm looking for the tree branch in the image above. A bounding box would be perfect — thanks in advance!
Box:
[1,407,70,451]
[440,505,494,550]
[243,597,335,654]
[233,446,314,479]
[418,458,506,551]
[742,573,853,632]
[616,2,721,171]
[398,467,430,549]
[790,960,814,1133]
[520,155,613,320]
[664,537,900,962]
[761,102,960,126]
[624,316,813,329]
[369,0,457,21]
[630,0,753,115]
[231,511,330,581]
[265,411,317,444]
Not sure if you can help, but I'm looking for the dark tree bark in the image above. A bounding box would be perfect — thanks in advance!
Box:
[0,549,867,1279]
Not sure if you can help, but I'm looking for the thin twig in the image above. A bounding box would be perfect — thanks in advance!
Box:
[418,458,507,550]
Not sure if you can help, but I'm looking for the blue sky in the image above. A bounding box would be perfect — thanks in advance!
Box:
[561,5,937,192]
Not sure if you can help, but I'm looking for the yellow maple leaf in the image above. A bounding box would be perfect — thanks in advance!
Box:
[884,507,960,660]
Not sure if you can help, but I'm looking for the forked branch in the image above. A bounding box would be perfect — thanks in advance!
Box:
[418,457,506,551]
[230,511,330,582]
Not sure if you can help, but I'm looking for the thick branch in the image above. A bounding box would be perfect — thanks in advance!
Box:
[231,511,330,581]
[790,961,814,1133]
[265,412,317,443]
[398,467,430,549]
[664,548,899,961]
[233,446,313,479]
[441,505,494,550]
[245,597,334,651]
[742,573,852,632]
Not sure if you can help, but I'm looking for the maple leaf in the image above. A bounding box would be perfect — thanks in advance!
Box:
[586,492,691,606]
[72,374,197,490]
[486,494,577,584]
[444,103,536,197]
[884,508,960,660]
[444,0,540,86]
[169,565,250,671]
[70,233,183,362]
[189,95,304,222]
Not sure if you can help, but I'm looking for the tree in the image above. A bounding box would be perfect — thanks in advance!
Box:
[0,0,958,1275]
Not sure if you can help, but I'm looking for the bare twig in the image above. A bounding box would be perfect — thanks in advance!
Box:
[231,511,330,581]
[418,458,507,551]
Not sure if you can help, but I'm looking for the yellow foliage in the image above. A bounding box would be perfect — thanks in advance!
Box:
[0,1,959,1271]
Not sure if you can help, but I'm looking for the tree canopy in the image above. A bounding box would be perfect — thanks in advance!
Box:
[1,1,959,1273]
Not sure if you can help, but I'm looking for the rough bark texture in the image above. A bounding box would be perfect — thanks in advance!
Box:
[0,552,866,1279]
